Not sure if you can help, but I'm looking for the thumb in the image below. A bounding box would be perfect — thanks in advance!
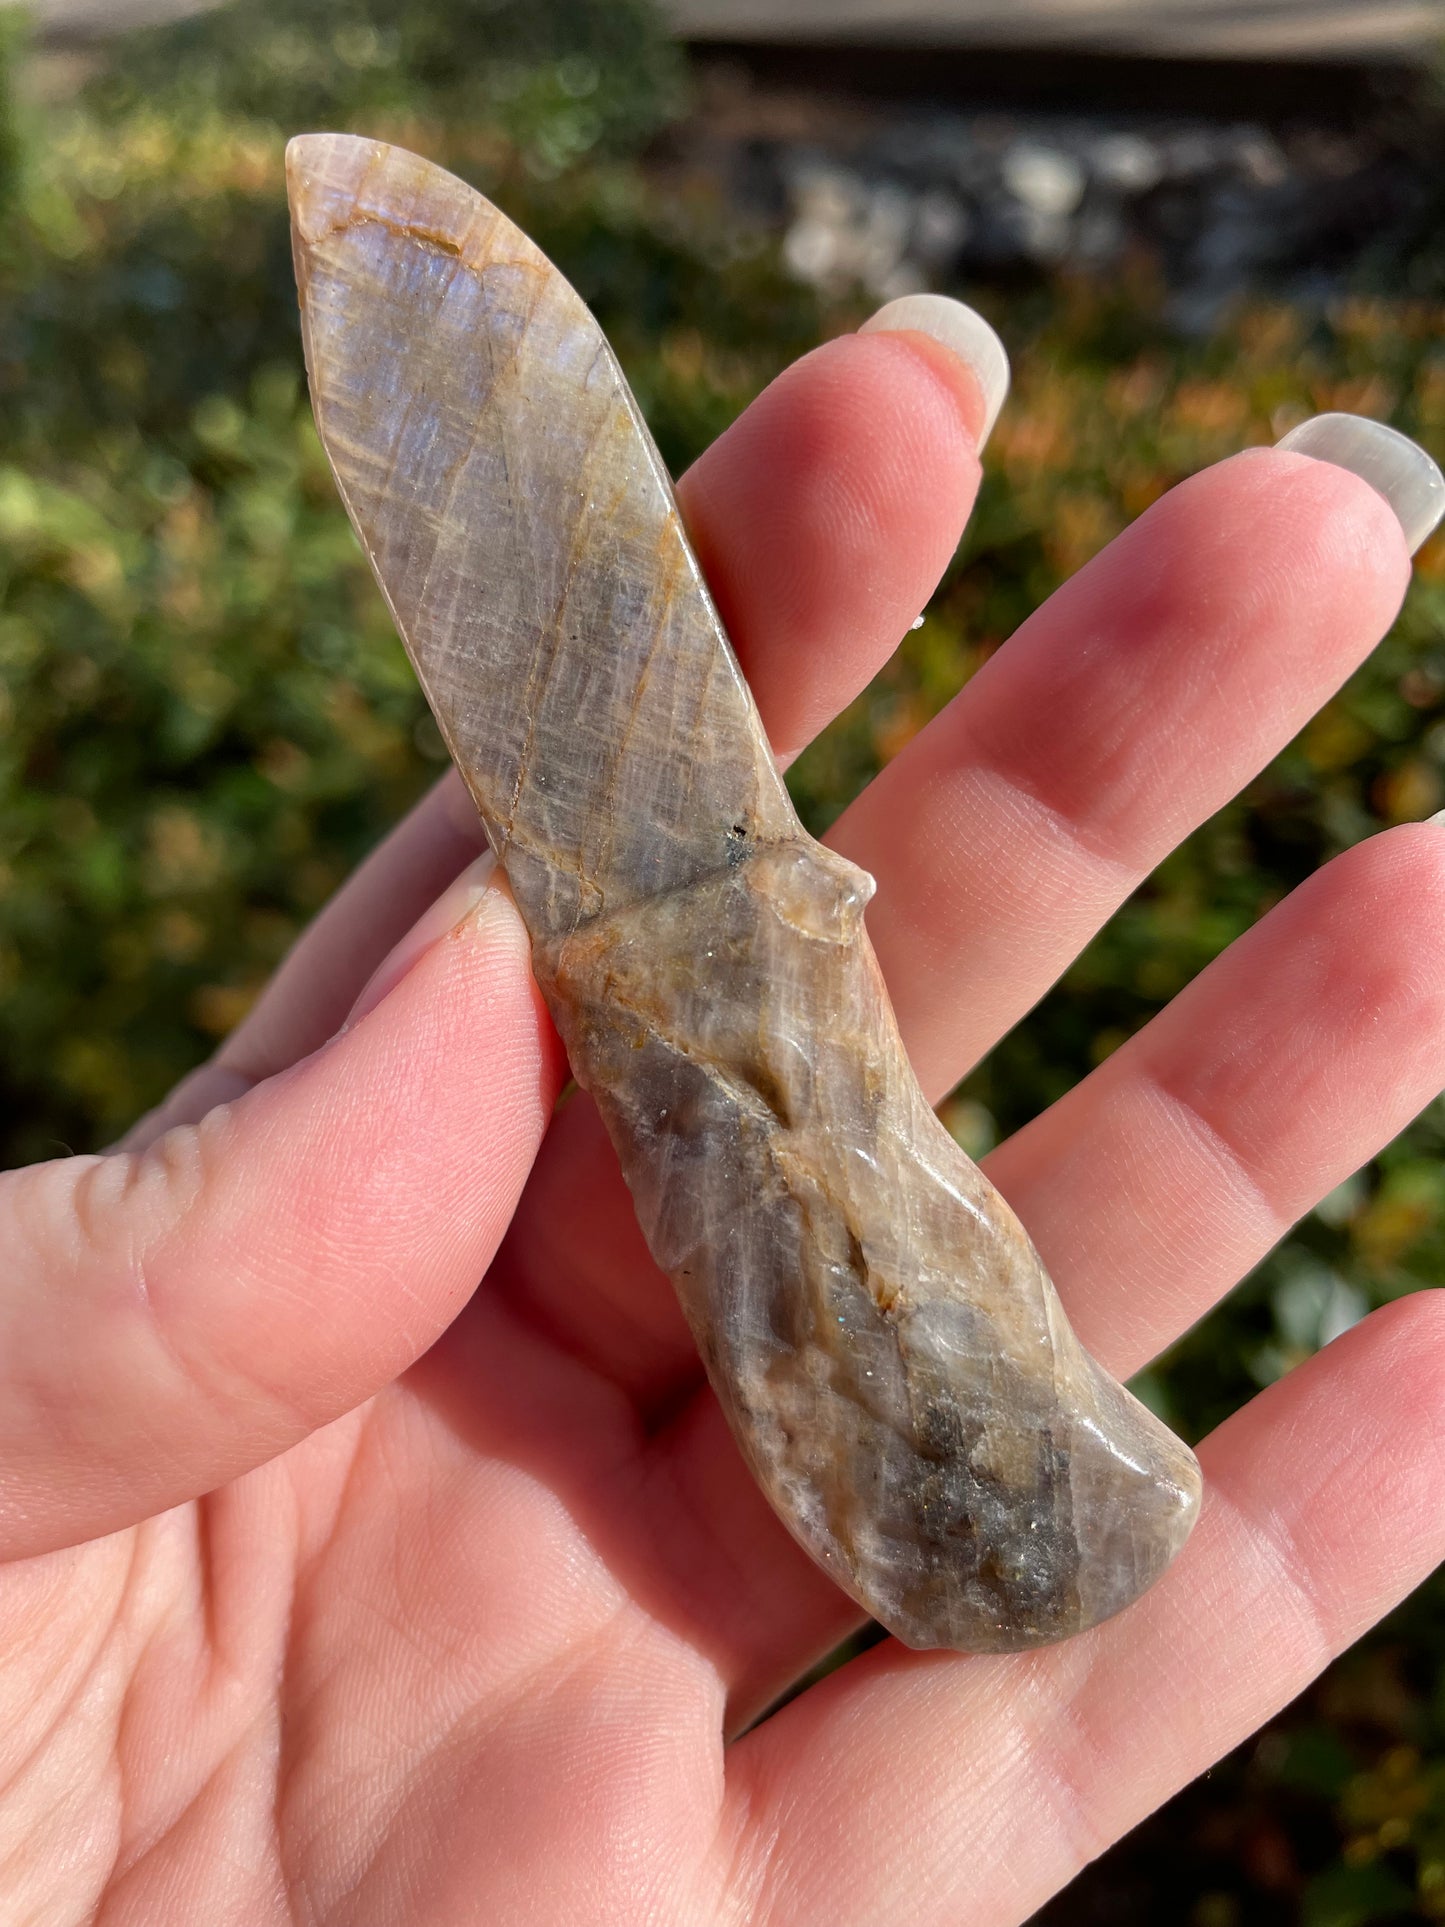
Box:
[0,856,565,1561]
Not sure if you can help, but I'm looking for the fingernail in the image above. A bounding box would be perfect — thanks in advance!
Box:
[860,294,1010,448]
[1276,413,1445,557]
[344,850,498,1029]
[1430,808,1445,828]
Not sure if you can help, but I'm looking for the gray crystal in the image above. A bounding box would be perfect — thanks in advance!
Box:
[288,132,1202,1651]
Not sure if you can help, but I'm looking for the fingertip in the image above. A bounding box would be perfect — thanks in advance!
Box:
[1355,1286,1445,1379]
[1220,444,1414,604]
[1276,413,1445,558]
[150,879,559,1410]
[859,292,1008,447]
[1067,446,1414,687]
[679,329,986,762]
[1385,1289,1445,1435]
[344,849,499,1030]
[0,873,563,1559]
[310,877,563,1214]
[1304,815,1445,967]
[1221,1288,1445,1543]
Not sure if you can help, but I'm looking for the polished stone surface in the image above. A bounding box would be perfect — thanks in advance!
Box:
[288,131,1202,1651]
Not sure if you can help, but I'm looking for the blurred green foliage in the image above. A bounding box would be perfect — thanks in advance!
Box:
[2,2,1445,1919]
[84,0,684,166]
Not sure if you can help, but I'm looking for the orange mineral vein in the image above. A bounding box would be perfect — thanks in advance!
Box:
[288,131,1201,1651]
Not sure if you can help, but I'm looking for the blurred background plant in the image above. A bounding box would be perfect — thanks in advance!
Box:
[2,0,1445,1918]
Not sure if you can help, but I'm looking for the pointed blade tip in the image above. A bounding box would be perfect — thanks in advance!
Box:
[285,131,388,245]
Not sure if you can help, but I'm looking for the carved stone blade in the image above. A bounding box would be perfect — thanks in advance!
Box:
[288,132,1202,1652]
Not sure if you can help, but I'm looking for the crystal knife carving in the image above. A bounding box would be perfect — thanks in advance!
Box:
[287,133,1201,1651]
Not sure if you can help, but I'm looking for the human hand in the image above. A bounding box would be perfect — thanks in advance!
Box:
[4,308,1444,1924]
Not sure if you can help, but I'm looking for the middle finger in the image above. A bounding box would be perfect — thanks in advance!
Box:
[835,440,1414,1102]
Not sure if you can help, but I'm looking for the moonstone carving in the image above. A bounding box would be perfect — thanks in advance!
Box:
[287,132,1202,1651]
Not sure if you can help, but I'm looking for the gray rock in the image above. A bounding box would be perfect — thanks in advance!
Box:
[1002,141,1087,219]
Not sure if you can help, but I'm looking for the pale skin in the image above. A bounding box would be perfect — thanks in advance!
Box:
[3,324,1444,1925]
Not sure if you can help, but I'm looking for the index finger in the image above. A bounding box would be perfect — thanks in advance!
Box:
[136,310,999,1123]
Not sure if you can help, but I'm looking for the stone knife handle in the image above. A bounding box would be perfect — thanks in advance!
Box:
[288,132,1201,1651]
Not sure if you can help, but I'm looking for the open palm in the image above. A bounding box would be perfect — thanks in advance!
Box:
[4,319,1444,1925]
